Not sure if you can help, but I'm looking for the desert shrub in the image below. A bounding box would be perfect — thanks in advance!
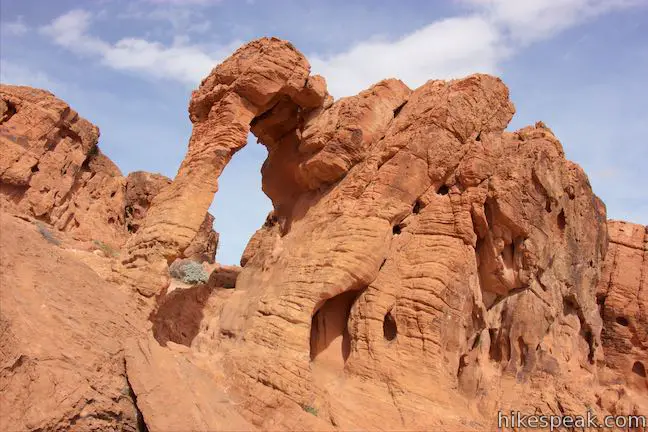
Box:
[169,259,208,285]
[36,222,61,246]
[301,404,318,416]
[93,240,119,257]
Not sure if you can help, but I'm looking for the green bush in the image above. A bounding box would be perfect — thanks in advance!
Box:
[169,259,208,285]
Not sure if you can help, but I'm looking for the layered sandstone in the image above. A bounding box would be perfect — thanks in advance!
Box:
[0,213,146,431]
[1,37,647,432]
[120,37,646,430]
[122,38,328,295]
[0,85,218,259]
[597,221,647,398]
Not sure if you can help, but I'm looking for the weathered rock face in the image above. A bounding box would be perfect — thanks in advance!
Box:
[597,221,647,396]
[0,85,218,259]
[123,38,328,293]
[120,37,647,431]
[3,37,647,431]
[0,212,146,431]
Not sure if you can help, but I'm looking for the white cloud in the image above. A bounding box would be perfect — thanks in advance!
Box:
[145,0,218,3]
[1,16,29,37]
[102,39,217,83]
[40,9,234,85]
[40,1,641,94]
[118,5,212,34]
[311,16,503,98]
[41,9,109,56]
[311,0,641,97]
[464,0,642,45]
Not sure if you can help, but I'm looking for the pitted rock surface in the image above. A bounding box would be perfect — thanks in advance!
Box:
[1,37,647,431]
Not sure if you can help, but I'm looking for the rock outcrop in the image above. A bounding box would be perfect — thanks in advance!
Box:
[0,212,146,431]
[597,221,647,397]
[2,37,647,431]
[0,85,218,259]
[122,38,328,295]
[118,37,644,430]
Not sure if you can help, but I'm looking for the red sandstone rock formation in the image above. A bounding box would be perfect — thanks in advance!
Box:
[0,85,218,260]
[0,213,147,431]
[1,38,647,431]
[597,221,647,401]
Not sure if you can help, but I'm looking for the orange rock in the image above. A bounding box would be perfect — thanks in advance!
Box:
[0,85,218,263]
[0,212,146,431]
[2,37,647,431]
[597,221,647,392]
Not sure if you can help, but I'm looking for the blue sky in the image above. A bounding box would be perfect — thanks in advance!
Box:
[1,0,646,264]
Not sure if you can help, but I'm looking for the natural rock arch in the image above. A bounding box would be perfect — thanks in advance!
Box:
[122,38,329,294]
[115,37,620,430]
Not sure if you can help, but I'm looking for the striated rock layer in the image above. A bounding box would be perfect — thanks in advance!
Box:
[597,221,647,400]
[1,37,647,431]
[0,212,146,431]
[121,37,645,430]
[0,84,218,260]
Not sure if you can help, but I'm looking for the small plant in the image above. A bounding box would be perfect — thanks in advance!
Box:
[169,259,209,285]
[93,240,119,257]
[301,404,318,416]
[36,222,61,246]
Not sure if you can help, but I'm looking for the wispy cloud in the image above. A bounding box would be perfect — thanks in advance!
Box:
[40,9,236,85]
[39,1,643,95]
[40,10,109,56]
[118,4,212,34]
[463,0,642,45]
[311,0,643,97]
[144,0,221,4]
[1,16,29,37]
[311,16,504,98]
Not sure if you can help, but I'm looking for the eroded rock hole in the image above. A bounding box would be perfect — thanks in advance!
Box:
[563,296,578,315]
[412,199,422,214]
[563,295,596,363]
[583,328,595,364]
[457,354,469,378]
[596,293,607,316]
[517,337,528,367]
[616,316,629,327]
[437,185,449,195]
[310,290,363,370]
[30,165,39,173]
[393,101,406,117]
[383,310,397,341]
[393,224,402,235]
[0,99,17,124]
[475,131,482,142]
[489,329,503,363]
[632,361,646,377]
[557,210,566,231]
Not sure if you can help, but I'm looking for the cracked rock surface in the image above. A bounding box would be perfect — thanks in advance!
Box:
[1,37,646,431]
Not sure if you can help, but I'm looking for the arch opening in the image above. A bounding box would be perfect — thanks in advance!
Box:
[210,133,272,265]
[310,290,364,371]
